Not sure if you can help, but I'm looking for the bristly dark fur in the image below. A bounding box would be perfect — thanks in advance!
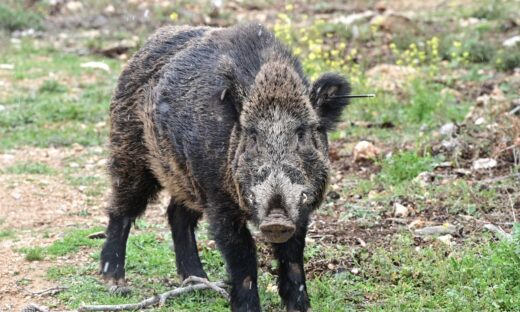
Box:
[100,23,351,312]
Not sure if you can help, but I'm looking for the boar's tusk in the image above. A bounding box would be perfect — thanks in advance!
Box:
[247,193,254,205]
[301,193,308,204]
[220,89,227,101]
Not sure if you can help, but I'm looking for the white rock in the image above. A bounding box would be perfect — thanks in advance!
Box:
[439,123,456,136]
[0,105,5,111]
[65,1,83,12]
[474,117,485,125]
[104,4,115,14]
[332,10,375,26]
[394,203,409,218]
[0,64,14,70]
[351,268,360,275]
[503,35,520,48]
[353,141,380,162]
[472,158,497,170]
[415,171,434,186]
[437,234,453,246]
[80,62,110,72]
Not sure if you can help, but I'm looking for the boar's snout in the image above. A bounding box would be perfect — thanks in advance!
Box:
[259,209,296,243]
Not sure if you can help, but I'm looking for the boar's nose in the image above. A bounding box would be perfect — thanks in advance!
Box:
[259,209,296,243]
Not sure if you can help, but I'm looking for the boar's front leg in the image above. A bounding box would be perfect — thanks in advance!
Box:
[167,199,208,280]
[273,226,311,312]
[209,205,260,312]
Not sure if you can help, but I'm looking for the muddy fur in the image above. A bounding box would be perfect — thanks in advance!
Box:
[101,23,351,312]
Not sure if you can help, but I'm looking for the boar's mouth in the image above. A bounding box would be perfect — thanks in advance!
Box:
[259,210,296,243]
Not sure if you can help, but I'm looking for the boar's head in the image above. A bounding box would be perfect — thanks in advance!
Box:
[229,62,350,243]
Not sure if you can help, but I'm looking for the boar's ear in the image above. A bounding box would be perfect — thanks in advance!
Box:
[310,73,351,130]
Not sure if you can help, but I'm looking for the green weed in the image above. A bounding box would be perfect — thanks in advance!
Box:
[3,162,55,175]
[378,151,438,185]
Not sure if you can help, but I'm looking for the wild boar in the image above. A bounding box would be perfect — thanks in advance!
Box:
[100,23,351,312]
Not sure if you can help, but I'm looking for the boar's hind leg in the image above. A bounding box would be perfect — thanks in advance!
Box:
[100,166,161,294]
[273,227,311,312]
[209,207,261,312]
[167,200,208,280]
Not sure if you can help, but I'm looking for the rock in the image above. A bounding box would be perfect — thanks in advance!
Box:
[353,141,380,162]
[453,168,471,176]
[371,13,418,35]
[503,35,520,48]
[351,267,361,275]
[415,171,434,186]
[332,10,376,26]
[104,4,115,14]
[367,64,418,92]
[437,234,453,246]
[472,158,497,170]
[10,191,21,200]
[415,224,458,236]
[393,203,409,218]
[441,138,460,151]
[474,117,485,125]
[0,105,5,112]
[80,61,110,72]
[440,123,456,136]
[65,1,83,12]
[459,17,480,27]
[407,219,424,229]
[327,191,340,200]
[0,64,14,70]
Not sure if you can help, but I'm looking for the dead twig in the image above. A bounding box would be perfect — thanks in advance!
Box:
[483,224,512,241]
[21,303,49,312]
[78,277,228,311]
[21,286,68,296]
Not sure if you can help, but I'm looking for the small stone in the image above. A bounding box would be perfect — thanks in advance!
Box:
[353,141,380,162]
[503,35,520,48]
[393,203,409,218]
[440,123,456,136]
[472,158,497,170]
[415,172,434,186]
[104,4,115,14]
[415,224,458,236]
[80,61,110,72]
[474,117,485,125]
[327,263,335,270]
[437,234,453,246]
[350,268,360,275]
[0,64,14,70]
[65,1,83,12]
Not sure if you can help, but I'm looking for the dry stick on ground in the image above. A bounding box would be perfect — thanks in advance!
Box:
[78,276,229,311]
[21,286,68,296]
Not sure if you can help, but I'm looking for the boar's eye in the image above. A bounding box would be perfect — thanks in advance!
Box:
[246,128,258,144]
[296,126,306,142]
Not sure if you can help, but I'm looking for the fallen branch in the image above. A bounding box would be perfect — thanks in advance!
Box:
[483,224,512,241]
[20,303,49,312]
[78,277,228,311]
[21,286,68,296]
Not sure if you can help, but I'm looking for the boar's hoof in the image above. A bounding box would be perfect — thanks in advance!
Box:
[260,214,295,243]
[105,278,131,296]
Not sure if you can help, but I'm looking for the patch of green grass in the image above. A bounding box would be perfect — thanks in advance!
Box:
[0,229,15,239]
[356,229,520,311]
[21,247,45,261]
[3,162,55,175]
[0,3,42,32]
[0,40,118,150]
[39,79,67,93]
[378,151,438,185]
[46,227,105,257]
